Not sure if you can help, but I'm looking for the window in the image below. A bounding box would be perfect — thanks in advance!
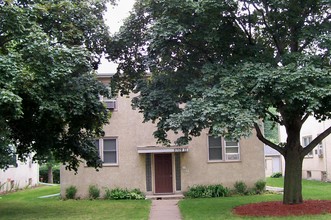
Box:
[95,138,118,165]
[318,143,323,158]
[225,139,240,160]
[302,136,313,157]
[100,86,117,110]
[208,136,222,160]
[208,136,240,161]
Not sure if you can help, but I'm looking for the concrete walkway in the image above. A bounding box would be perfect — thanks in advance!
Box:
[149,199,182,220]
[266,186,283,193]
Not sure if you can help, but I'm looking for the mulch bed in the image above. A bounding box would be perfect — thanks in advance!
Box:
[233,200,331,217]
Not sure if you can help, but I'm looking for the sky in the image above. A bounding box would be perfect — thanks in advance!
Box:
[98,0,136,74]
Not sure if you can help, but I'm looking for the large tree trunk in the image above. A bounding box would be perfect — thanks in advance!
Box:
[283,148,303,204]
[282,117,304,204]
[47,165,53,184]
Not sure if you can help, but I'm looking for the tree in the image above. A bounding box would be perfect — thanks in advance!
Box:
[108,0,331,204]
[0,0,114,171]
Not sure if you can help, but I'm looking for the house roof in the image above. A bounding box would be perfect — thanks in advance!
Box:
[264,145,281,156]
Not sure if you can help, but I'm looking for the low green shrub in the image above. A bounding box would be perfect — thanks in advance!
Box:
[104,188,145,200]
[185,184,229,198]
[254,180,266,194]
[65,185,77,199]
[234,181,248,195]
[270,172,283,178]
[88,185,100,199]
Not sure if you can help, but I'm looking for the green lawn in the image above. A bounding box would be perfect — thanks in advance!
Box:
[2,179,331,220]
[179,178,331,220]
[0,185,150,220]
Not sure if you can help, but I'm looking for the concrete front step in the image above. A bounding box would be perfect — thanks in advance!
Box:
[146,193,184,200]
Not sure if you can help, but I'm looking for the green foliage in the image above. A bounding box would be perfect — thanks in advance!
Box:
[65,186,77,200]
[39,165,60,184]
[254,180,266,194]
[271,172,283,178]
[88,185,100,200]
[0,0,113,171]
[109,0,330,204]
[233,181,248,195]
[185,184,230,198]
[104,188,145,200]
[264,108,279,143]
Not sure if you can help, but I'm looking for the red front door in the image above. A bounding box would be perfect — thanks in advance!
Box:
[154,154,173,193]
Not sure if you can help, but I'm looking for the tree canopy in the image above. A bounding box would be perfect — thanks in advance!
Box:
[108,0,331,204]
[0,0,114,171]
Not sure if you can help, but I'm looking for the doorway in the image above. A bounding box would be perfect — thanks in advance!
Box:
[154,154,173,193]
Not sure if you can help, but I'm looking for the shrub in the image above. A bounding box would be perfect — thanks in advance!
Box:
[254,180,266,194]
[185,184,229,198]
[271,172,282,178]
[234,181,248,195]
[88,185,100,199]
[65,185,77,199]
[104,188,145,200]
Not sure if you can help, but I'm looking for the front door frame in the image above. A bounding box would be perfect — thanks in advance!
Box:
[153,153,173,194]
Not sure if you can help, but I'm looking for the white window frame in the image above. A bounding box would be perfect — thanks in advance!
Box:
[302,136,313,158]
[95,138,118,166]
[99,86,118,111]
[224,139,240,161]
[208,136,240,162]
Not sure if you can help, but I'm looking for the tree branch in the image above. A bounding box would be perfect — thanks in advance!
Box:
[251,2,284,60]
[302,125,331,156]
[265,109,283,125]
[301,113,310,125]
[254,122,285,155]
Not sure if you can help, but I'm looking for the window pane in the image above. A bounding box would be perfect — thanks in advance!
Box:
[208,136,222,160]
[104,139,116,151]
[103,152,117,163]
[226,147,238,153]
[209,148,222,160]
[303,136,312,147]
[225,140,238,146]
[209,136,222,147]
[94,140,100,152]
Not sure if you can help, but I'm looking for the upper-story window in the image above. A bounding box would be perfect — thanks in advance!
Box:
[208,136,240,162]
[94,138,118,165]
[99,86,117,110]
[302,136,313,157]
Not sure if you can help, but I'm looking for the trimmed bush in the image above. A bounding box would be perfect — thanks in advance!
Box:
[104,188,145,200]
[271,172,282,178]
[88,185,100,199]
[65,185,77,199]
[185,184,229,198]
[234,181,248,195]
[254,180,266,194]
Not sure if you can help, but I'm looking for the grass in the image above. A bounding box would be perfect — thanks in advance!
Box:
[2,178,331,220]
[179,177,331,220]
[0,185,150,220]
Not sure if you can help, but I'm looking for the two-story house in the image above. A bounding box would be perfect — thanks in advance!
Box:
[60,74,265,198]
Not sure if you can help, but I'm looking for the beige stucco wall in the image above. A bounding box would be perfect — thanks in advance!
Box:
[61,92,265,198]
[180,130,264,190]
[279,116,331,181]
[0,158,39,192]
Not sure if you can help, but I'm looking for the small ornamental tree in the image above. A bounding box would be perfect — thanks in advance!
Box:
[0,0,114,171]
[108,0,331,204]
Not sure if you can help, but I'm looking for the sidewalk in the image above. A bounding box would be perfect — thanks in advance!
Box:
[266,186,283,193]
[149,199,182,220]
